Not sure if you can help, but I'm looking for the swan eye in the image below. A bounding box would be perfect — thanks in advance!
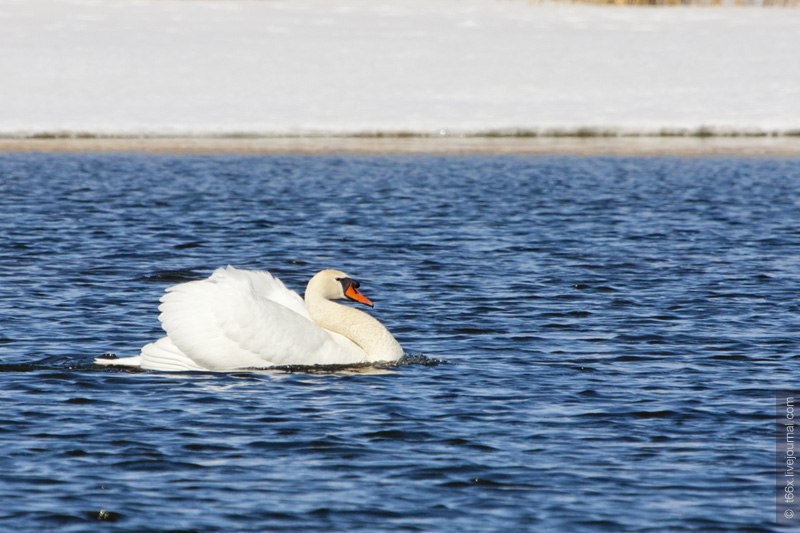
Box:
[337,277,360,291]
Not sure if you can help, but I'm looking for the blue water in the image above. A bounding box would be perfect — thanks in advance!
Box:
[1,153,798,531]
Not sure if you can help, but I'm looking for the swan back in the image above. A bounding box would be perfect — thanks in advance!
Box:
[155,266,365,368]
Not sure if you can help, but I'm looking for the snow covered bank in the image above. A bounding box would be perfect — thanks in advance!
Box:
[1,0,798,137]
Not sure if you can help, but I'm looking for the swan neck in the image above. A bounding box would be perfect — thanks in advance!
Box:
[305,295,402,362]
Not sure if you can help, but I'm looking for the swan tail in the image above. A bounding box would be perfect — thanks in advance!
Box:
[139,337,207,371]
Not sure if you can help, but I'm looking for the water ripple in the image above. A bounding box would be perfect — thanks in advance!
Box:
[0,154,797,531]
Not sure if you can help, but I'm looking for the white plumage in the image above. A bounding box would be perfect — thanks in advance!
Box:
[96,266,404,371]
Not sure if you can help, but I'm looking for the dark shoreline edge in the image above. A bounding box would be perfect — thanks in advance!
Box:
[1,135,799,156]
[6,125,800,140]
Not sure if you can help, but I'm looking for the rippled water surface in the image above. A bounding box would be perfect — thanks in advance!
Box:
[1,153,799,531]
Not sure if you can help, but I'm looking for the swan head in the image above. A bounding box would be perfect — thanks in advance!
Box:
[306,269,374,307]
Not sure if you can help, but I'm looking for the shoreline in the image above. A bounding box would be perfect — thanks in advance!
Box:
[0,136,799,156]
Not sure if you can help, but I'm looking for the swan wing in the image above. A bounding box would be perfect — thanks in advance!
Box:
[157,266,364,369]
[222,266,311,320]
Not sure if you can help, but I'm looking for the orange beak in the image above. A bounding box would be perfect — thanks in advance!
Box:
[345,284,374,307]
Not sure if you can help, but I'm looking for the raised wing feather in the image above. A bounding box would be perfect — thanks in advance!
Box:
[157,266,363,369]
[222,267,311,320]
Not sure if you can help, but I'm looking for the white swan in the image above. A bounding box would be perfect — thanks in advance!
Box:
[95,266,404,371]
